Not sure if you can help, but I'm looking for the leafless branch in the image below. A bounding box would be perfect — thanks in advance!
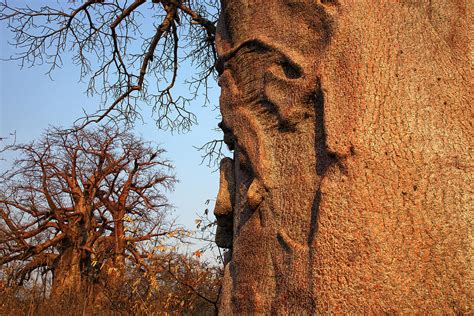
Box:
[1,0,220,131]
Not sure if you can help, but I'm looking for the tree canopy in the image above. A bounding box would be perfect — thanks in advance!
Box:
[0,0,219,131]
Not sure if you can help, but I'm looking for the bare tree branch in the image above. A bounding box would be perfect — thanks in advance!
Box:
[0,0,219,131]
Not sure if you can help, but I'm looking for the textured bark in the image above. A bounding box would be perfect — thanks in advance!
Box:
[51,224,95,297]
[51,246,84,297]
[214,0,472,314]
[50,201,96,296]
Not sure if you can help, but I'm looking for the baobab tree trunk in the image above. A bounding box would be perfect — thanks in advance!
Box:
[51,245,84,297]
[51,205,96,297]
[111,212,126,281]
[214,0,472,314]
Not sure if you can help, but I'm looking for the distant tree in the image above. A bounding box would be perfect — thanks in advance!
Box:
[0,125,177,297]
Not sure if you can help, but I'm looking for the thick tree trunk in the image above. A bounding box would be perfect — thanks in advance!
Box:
[113,214,126,271]
[50,208,96,298]
[214,1,472,314]
[51,247,83,297]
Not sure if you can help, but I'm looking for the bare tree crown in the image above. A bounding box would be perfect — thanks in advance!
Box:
[0,126,177,286]
[0,0,219,131]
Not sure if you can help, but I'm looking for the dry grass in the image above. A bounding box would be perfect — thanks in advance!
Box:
[0,255,221,316]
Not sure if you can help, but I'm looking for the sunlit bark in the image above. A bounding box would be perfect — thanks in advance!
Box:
[214,0,472,313]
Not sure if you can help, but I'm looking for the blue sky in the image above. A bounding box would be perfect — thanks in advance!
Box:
[0,4,226,239]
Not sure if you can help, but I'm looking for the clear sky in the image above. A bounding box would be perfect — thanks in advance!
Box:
[0,3,226,242]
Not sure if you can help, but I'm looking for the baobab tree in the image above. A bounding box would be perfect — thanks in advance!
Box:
[0,126,176,296]
[1,0,472,314]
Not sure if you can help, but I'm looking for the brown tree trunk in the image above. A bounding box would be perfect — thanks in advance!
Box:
[113,212,126,272]
[51,246,83,298]
[100,211,126,290]
[214,1,472,314]
[51,203,96,298]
